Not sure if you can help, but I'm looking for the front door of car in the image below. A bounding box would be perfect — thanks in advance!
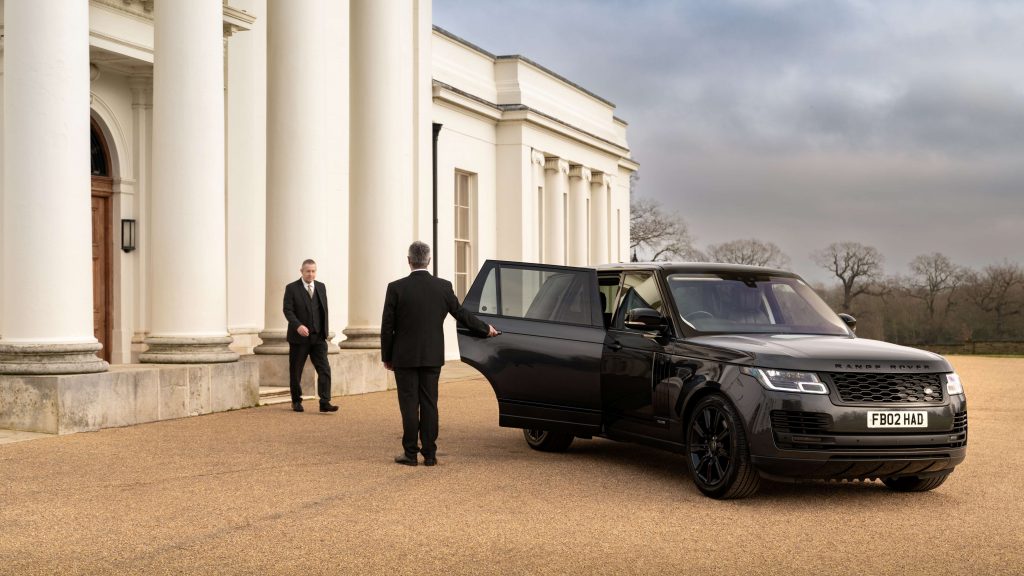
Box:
[458,260,607,436]
[601,271,673,438]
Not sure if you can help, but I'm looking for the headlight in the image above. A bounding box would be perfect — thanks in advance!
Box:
[945,372,964,395]
[742,367,828,394]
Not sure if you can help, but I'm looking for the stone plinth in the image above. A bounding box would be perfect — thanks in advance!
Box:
[0,359,259,434]
[253,349,394,397]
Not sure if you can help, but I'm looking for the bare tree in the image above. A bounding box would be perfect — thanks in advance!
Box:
[706,239,790,268]
[966,261,1024,337]
[811,242,885,312]
[906,253,965,322]
[629,197,701,261]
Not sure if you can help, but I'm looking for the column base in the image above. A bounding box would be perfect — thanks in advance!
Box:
[338,327,381,349]
[140,336,239,364]
[0,342,109,375]
[253,330,288,355]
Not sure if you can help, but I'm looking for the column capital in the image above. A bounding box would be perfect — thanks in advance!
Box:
[531,149,547,166]
[590,171,606,186]
[128,74,153,108]
[544,157,569,174]
[568,164,591,182]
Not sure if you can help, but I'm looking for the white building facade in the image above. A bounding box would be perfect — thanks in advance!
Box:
[0,0,635,432]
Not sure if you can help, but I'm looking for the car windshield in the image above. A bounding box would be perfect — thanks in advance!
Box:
[667,273,849,336]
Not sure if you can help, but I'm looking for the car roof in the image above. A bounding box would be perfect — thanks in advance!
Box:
[592,261,798,277]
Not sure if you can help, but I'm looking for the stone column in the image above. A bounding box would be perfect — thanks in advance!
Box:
[0,0,108,374]
[343,0,415,349]
[141,0,237,363]
[255,0,330,355]
[567,164,591,267]
[590,172,610,265]
[542,157,568,265]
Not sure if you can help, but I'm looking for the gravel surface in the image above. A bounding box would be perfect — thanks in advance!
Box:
[1,356,1021,575]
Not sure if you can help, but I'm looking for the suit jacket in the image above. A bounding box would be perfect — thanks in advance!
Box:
[381,270,489,368]
[283,279,329,344]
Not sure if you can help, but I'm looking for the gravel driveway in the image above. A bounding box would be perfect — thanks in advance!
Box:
[1,356,1021,575]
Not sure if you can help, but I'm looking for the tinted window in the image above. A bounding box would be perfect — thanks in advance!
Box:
[612,273,666,328]
[473,266,593,325]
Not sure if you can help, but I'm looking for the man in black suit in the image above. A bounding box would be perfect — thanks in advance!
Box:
[382,241,497,466]
[283,259,338,413]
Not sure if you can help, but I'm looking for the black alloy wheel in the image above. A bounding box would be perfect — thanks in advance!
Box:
[685,395,760,499]
[523,428,574,452]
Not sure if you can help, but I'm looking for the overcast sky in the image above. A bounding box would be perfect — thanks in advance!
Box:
[433,0,1024,283]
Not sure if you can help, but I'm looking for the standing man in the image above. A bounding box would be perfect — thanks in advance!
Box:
[283,259,339,413]
[382,241,497,466]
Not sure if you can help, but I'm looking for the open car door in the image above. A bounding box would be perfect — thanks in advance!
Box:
[458,260,606,436]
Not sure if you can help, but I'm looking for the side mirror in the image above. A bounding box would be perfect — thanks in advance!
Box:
[838,313,857,333]
[625,308,668,332]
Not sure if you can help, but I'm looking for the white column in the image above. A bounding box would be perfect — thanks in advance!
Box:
[567,164,591,267]
[141,0,237,363]
[227,0,268,356]
[0,0,107,374]
[255,0,329,354]
[322,0,350,350]
[343,0,415,349]
[590,172,610,265]
[542,157,568,265]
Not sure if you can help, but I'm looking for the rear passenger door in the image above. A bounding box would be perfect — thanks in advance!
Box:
[458,260,606,436]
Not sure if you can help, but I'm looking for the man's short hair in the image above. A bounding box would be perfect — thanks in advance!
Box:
[408,241,431,268]
[301,259,316,268]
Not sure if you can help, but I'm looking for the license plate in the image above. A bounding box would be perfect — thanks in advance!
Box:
[867,411,928,428]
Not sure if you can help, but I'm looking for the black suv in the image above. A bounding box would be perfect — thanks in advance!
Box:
[457,260,967,499]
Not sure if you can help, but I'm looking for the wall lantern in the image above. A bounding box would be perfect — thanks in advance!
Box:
[121,219,137,253]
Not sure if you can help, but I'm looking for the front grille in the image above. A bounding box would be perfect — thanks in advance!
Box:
[771,410,832,435]
[826,372,944,403]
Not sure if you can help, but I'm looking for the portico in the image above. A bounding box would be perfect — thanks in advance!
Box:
[0,0,636,434]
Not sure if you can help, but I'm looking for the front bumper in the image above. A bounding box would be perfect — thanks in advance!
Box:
[744,388,968,481]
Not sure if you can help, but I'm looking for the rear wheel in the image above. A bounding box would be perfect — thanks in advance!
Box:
[883,472,950,492]
[685,395,760,499]
[523,429,574,452]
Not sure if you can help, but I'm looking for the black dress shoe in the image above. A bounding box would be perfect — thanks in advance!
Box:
[423,457,437,467]
[319,403,339,413]
[394,454,418,466]
[292,402,304,412]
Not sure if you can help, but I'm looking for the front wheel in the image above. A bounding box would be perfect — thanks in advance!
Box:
[523,429,574,452]
[883,472,950,492]
[685,395,760,499]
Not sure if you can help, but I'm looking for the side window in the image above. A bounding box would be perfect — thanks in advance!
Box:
[597,275,620,328]
[499,267,592,325]
[476,267,497,314]
[612,273,666,328]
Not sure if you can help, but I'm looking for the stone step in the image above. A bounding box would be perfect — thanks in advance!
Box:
[258,386,316,406]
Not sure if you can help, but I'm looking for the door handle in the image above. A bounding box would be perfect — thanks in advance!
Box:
[607,341,623,351]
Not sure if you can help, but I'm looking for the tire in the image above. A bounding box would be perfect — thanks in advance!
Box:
[685,394,761,499]
[883,472,950,492]
[523,428,574,452]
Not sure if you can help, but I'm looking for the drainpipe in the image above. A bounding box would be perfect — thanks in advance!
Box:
[432,122,442,277]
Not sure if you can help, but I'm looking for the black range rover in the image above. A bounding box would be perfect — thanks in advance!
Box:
[457,260,967,499]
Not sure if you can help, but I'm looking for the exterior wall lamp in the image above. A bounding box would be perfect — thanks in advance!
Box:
[121,219,137,253]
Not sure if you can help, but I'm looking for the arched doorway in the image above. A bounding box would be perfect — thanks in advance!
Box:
[90,118,113,362]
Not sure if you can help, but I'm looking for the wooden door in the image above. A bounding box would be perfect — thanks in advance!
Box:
[91,185,112,362]
[91,119,113,362]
